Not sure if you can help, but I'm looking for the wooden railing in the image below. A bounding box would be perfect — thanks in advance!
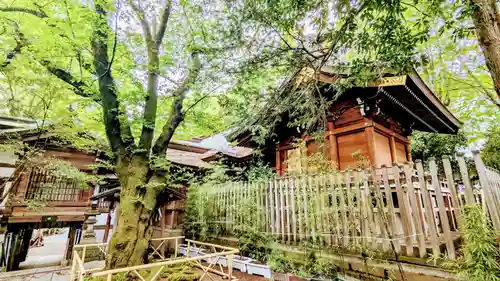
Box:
[196,152,500,260]
[70,236,239,281]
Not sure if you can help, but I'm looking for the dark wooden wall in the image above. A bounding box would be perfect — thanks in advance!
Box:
[275,100,411,174]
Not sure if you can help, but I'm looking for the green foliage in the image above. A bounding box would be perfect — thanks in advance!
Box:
[296,244,338,279]
[24,199,47,211]
[85,263,199,281]
[411,131,467,161]
[184,184,223,241]
[285,137,338,175]
[267,248,294,273]
[160,262,200,281]
[41,159,99,189]
[447,204,500,281]
[245,161,275,182]
[481,127,500,171]
[234,224,272,261]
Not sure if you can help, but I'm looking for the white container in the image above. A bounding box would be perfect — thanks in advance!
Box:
[189,247,203,257]
[233,255,253,272]
[217,256,228,266]
[178,244,188,256]
[199,249,212,262]
[247,262,272,278]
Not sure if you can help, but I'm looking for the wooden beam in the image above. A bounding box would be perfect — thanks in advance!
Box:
[65,224,77,262]
[275,145,282,176]
[372,122,409,144]
[405,143,412,162]
[325,120,373,137]
[389,136,397,164]
[327,121,339,168]
[161,205,166,256]
[365,126,376,166]
[103,202,114,243]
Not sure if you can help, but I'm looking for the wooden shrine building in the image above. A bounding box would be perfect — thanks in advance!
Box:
[235,70,461,174]
[0,116,102,271]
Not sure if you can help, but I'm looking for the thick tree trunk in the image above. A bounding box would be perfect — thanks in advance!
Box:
[470,0,500,101]
[104,156,160,269]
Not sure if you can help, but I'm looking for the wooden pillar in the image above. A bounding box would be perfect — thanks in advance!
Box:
[405,142,412,162]
[103,201,114,243]
[160,205,166,256]
[170,210,176,227]
[114,202,120,230]
[18,228,32,263]
[327,121,339,168]
[389,136,397,164]
[65,224,77,262]
[6,225,23,271]
[275,145,282,176]
[365,126,376,167]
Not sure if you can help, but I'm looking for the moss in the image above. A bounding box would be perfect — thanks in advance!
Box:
[86,263,200,281]
[161,263,200,281]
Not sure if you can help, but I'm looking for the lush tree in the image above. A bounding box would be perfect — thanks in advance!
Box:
[411,131,467,161]
[481,127,500,170]
[0,0,246,268]
[417,0,500,104]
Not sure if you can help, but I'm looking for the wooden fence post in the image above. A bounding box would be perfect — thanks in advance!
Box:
[297,176,304,241]
[403,163,426,258]
[344,170,354,246]
[392,164,414,257]
[370,167,389,252]
[429,159,455,259]
[265,181,270,234]
[457,156,476,205]
[361,169,376,248]
[269,180,275,236]
[381,165,400,253]
[329,173,340,246]
[442,156,461,227]
[274,179,281,238]
[472,150,500,231]
[338,172,348,247]
[304,176,312,241]
[279,178,286,242]
[290,178,297,243]
[415,160,440,257]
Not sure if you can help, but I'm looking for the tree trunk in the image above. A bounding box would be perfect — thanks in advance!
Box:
[104,156,160,269]
[470,0,500,101]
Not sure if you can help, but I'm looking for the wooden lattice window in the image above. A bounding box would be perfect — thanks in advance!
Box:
[25,169,84,202]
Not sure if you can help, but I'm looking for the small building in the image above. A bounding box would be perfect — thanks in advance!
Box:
[234,70,461,174]
[0,116,100,271]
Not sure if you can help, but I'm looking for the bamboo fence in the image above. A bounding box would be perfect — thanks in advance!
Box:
[197,152,500,260]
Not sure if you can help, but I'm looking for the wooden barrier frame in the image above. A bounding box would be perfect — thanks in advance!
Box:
[70,236,239,281]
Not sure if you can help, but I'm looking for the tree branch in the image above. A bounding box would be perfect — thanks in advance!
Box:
[92,3,134,154]
[152,52,202,157]
[127,0,153,46]
[155,0,172,47]
[39,59,100,100]
[184,95,210,116]
[0,6,48,18]
[466,69,500,108]
[136,0,172,154]
[0,21,28,69]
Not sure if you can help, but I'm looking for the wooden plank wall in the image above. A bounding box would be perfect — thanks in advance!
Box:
[199,152,500,261]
